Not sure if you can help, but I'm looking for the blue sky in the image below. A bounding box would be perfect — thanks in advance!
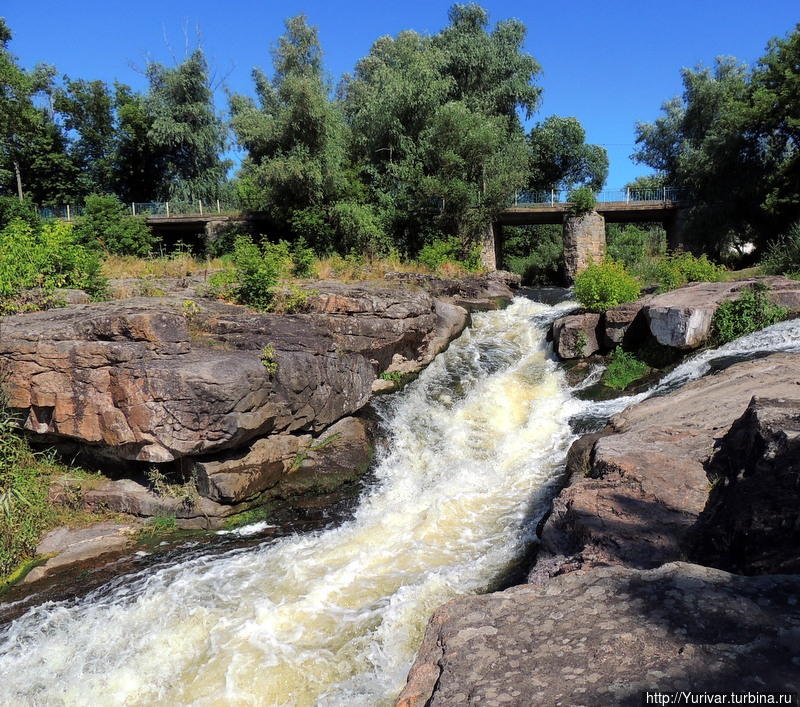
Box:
[3,0,798,186]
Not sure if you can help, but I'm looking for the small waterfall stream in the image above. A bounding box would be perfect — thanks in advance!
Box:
[1,299,799,706]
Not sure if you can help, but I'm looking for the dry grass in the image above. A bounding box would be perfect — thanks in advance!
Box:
[310,254,479,282]
[102,254,228,280]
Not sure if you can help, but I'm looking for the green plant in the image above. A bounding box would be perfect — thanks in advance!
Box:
[573,261,641,312]
[0,219,106,305]
[712,282,788,344]
[379,371,404,384]
[602,347,650,389]
[147,512,177,533]
[290,237,316,278]
[575,331,589,356]
[567,186,597,216]
[607,224,666,270]
[760,221,800,277]
[652,251,725,292]
[260,344,278,374]
[73,194,157,257]
[271,285,316,314]
[417,237,481,273]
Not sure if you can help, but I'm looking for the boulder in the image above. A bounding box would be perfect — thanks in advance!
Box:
[398,562,800,707]
[24,522,141,583]
[602,296,651,349]
[193,433,312,504]
[644,276,800,349]
[551,312,601,359]
[687,396,800,575]
[532,353,800,583]
[0,281,447,464]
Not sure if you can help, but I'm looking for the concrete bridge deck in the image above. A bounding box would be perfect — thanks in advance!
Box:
[499,199,686,225]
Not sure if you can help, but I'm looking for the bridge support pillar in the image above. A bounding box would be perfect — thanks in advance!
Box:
[480,222,503,271]
[563,210,605,284]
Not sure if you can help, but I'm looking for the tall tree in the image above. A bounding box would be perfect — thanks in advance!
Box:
[146,49,229,201]
[230,14,352,248]
[527,116,608,191]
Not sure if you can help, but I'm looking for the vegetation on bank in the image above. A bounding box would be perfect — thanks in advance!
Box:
[602,348,650,390]
[712,282,788,345]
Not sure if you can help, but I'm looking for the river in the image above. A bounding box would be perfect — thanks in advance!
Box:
[1,297,799,706]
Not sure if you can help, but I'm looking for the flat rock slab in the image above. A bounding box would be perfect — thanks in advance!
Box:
[644,276,800,349]
[26,522,141,583]
[398,562,800,707]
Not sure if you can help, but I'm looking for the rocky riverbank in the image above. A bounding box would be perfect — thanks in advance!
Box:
[398,348,800,704]
[0,271,518,585]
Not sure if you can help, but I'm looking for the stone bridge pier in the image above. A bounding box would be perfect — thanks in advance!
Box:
[562,210,606,283]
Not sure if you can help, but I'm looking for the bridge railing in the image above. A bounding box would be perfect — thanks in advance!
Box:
[37,199,253,221]
[513,187,687,206]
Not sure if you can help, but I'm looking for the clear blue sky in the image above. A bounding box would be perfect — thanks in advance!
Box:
[3,0,798,187]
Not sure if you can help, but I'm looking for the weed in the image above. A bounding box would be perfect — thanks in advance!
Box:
[575,332,589,356]
[573,261,640,312]
[260,345,278,374]
[602,347,650,389]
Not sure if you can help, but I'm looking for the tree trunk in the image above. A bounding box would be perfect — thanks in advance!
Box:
[13,160,23,201]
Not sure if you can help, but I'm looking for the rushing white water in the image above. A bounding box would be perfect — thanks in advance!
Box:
[0,298,585,707]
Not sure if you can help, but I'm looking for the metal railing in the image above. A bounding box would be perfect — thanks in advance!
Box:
[513,187,687,206]
[37,199,256,222]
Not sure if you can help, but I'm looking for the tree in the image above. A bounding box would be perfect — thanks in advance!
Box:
[0,19,76,204]
[54,78,115,194]
[230,14,352,249]
[527,116,608,191]
[145,49,229,201]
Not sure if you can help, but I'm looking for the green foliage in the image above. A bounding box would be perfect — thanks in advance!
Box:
[207,224,247,258]
[0,196,39,230]
[379,371,404,383]
[760,221,800,276]
[0,402,54,578]
[260,344,278,374]
[290,237,315,278]
[73,194,156,256]
[651,251,725,292]
[527,116,608,191]
[417,236,481,272]
[504,224,563,285]
[228,236,288,311]
[606,224,666,270]
[573,261,641,312]
[575,331,589,356]
[712,282,788,345]
[0,219,106,304]
[602,347,650,390]
[567,185,596,216]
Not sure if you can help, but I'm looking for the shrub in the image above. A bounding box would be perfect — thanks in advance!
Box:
[329,201,390,256]
[207,224,247,258]
[73,194,157,257]
[418,237,481,272]
[760,221,800,276]
[504,224,563,285]
[602,347,650,389]
[652,251,725,292]
[0,219,106,305]
[290,237,315,278]
[229,237,284,311]
[712,282,788,345]
[567,186,597,216]
[607,224,666,270]
[0,196,40,230]
[573,261,640,312]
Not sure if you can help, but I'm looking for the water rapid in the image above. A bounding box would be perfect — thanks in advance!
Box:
[0,298,582,706]
[3,300,799,706]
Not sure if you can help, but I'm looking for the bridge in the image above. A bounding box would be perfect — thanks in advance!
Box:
[488,187,690,280]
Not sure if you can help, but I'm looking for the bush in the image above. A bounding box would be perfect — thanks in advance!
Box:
[0,196,40,231]
[607,224,666,270]
[712,282,788,345]
[417,237,481,272]
[207,224,247,258]
[290,237,315,278]
[602,347,650,390]
[73,194,157,257]
[567,186,597,216]
[329,201,390,257]
[0,219,106,306]
[573,261,641,312]
[228,237,286,310]
[760,221,800,276]
[652,251,725,292]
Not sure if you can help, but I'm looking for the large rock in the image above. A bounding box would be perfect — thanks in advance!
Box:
[687,396,800,575]
[0,282,448,464]
[532,353,800,583]
[398,562,800,707]
[551,312,601,359]
[644,276,800,349]
[602,296,651,348]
